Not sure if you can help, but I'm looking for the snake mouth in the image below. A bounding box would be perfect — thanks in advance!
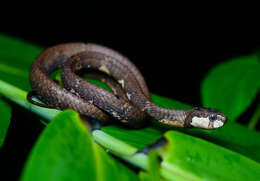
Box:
[217,114,227,123]
[212,114,226,129]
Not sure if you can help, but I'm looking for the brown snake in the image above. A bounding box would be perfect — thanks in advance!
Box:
[28,43,226,129]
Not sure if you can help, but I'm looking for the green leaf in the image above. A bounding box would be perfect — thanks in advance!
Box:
[0,34,42,67]
[0,98,11,147]
[102,126,162,149]
[20,110,138,181]
[144,150,161,181]
[248,103,260,129]
[151,94,191,110]
[139,172,151,181]
[159,131,260,181]
[0,34,43,91]
[180,122,260,163]
[202,54,260,121]
[94,128,260,181]
[138,150,161,181]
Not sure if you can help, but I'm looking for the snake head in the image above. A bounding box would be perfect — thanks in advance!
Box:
[189,107,226,129]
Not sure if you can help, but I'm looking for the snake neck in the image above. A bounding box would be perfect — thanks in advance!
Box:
[142,101,190,127]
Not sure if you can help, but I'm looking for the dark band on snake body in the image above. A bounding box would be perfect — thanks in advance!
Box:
[29,43,227,129]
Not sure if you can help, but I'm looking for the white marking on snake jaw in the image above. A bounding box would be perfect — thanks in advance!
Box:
[213,120,224,128]
[191,116,210,129]
[99,65,110,74]
[118,79,125,88]
[126,93,131,100]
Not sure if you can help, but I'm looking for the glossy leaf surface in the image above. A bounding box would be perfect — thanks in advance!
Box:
[202,55,260,121]
[160,131,260,181]
[0,34,42,91]
[0,98,11,147]
[21,110,138,181]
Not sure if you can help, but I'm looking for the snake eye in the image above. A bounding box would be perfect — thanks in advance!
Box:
[209,114,217,121]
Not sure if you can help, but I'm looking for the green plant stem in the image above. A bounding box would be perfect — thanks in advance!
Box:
[0,80,60,120]
[248,102,260,129]
[92,130,148,170]
[92,130,137,156]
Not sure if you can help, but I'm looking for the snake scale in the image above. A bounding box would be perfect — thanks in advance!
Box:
[28,43,226,129]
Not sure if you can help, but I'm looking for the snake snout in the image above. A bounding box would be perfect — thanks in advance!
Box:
[212,114,226,129]
[217,114,226,122]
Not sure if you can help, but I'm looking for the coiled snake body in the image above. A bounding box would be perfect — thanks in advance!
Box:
[28,43,226,129]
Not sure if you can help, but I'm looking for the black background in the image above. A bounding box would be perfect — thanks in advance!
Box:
[1,12,260,180]
[3,19,260,105]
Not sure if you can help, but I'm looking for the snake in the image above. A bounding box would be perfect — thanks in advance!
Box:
[28,42,226,129]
